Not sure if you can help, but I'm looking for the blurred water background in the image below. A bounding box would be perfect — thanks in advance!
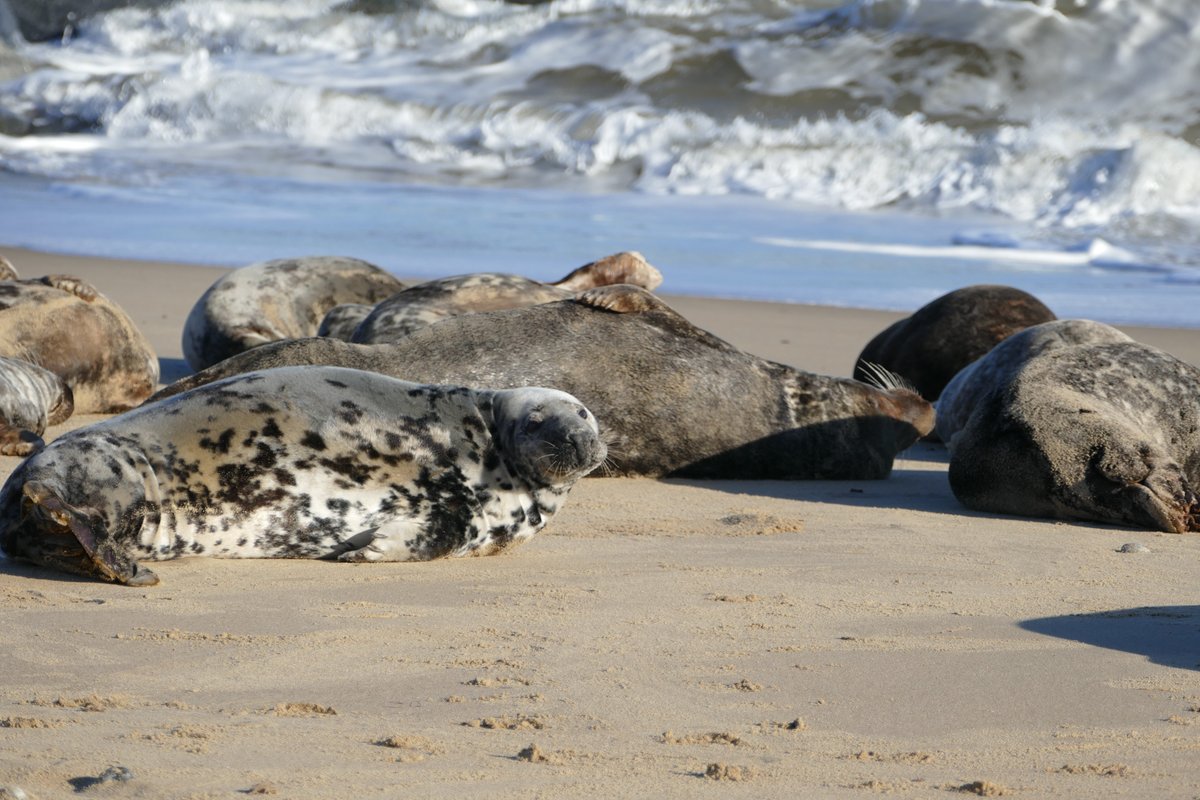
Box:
[0,0,1197,324]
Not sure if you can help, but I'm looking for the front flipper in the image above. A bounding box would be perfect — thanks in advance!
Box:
[574,284,672,314]
[329,528,385,563]
[39,275,99,302]
[21,481,159,586]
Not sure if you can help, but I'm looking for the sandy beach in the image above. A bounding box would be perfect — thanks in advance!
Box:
[1,247,1199,799]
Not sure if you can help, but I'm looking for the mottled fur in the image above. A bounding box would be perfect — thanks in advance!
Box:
[941,320,1200,532]
[0,355,73,456]
[855,284,1055,400]
[318,303,373,341]
[153,286,933,480]
[0,272,157,412]
[182,256,406,370]
[0,367,604,585]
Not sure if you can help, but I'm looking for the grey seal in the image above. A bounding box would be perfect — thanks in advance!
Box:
[317,303,374,341]
[936,319,1133,444]
[347,250,662,344]
[855,284,1056,400]
[940,319,1200,532]
[0,270,158,412]
[152,285,934,480]
[182,256,406,371]
[0,355,73,456]
[0,366,605,586]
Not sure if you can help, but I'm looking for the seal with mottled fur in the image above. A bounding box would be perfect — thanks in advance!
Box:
[152,285,933,480]
[855,284,1055,400]
[0,366,605,586]
[936,319,1133,444]
[940,320,1200,532]
[347,250,663,344]
[0,271,158,412]
[182,256,406,371]
[318,303,373,341]
[0,356,73,456]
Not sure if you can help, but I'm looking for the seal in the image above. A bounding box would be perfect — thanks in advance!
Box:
[0,366,606,586]
[151,285,934,480]
[182,256,406,371]
[935,319,1133,444]
[0,271,158,413]
[0,355,73,456]
[939,320,1200,532]
[350,250,663,344]
[317,303,373,341]
[855,284,1056,400]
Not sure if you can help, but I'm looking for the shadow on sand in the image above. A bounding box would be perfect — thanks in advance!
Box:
[1021,606,1200,671]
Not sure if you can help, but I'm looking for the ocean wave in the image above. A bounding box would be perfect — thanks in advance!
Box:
[0,0,1197,253]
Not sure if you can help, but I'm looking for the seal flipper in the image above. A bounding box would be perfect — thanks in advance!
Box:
[552,251,663,292]
[21,481,159,586]
[0,424,44,457]
[574,284,671,315]
[39,275,99,302]
[574,285,749,356]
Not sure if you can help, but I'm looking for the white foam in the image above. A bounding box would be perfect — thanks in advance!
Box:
[0,0,1196,269]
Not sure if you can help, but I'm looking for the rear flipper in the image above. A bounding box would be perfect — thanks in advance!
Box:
[18,482,159,586]
[0,424,45,457]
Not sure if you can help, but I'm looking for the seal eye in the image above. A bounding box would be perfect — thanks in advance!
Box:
[577,409,588,420]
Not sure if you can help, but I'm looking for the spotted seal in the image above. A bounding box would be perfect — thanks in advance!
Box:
[939,319,1200,532]
[182,256,406,371]
[0,271,158,412]
[855,285,1056,400]
[0,366,605,586]
[347,251,662,344]
[151,285,934,480]
[0,355,73,456]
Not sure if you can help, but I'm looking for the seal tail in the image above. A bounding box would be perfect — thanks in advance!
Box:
[16,482,158,586]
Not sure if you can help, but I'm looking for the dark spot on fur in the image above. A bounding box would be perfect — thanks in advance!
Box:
[200,428,236,454]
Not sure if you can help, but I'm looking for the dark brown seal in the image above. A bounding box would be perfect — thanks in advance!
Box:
[854,285,1056,400]
[152,285,934,480]
[941,320,1200,533]
[182,256,406,371]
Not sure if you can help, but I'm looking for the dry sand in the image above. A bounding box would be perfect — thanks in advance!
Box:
[1,247,1199,799]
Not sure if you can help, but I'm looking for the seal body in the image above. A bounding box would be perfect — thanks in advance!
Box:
[152,286,934,480]
[855,285,1055,400]
[318,303,374,341]
[350,251,663,344]
[0,355,73,455]
[0,367,605,585]
[941,320,1200,532]
[0,274,158,412]
[936,319,1133,444]
[182,256,406,371]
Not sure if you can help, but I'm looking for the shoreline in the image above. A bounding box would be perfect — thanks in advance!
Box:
[2,245,1199,798]
[4,246,1198,378]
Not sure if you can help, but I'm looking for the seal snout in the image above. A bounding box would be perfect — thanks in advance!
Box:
[532,413,607,480]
